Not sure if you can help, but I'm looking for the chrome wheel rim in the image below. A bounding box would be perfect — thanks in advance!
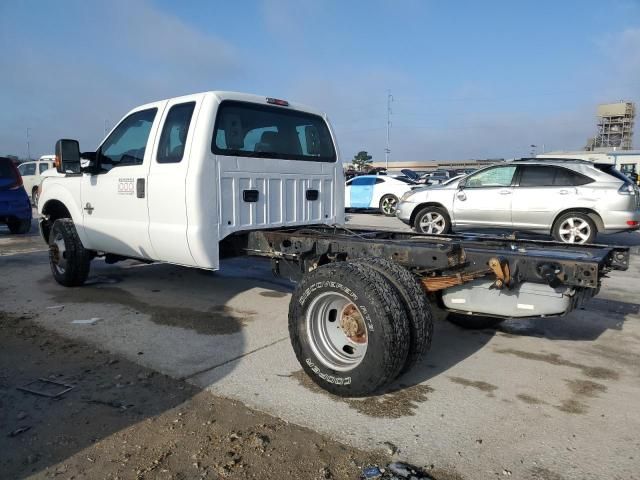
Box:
[558,217,591,244]
[50,232,67,274]
[381,196,397,215]
[419,212,446,234]
[306,292,368,371]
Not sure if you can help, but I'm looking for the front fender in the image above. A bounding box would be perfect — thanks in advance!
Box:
[38,180,89,246]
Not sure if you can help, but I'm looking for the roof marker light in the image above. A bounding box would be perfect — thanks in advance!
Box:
[266,97,289,107]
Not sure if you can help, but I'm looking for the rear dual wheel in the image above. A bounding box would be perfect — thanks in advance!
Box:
[289,259,432,397]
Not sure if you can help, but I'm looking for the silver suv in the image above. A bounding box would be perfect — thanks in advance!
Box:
[396,159,640,244]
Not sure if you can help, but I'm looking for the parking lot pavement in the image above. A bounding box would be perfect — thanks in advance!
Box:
[2,216,640,479]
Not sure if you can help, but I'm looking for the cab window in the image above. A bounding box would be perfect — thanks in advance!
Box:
[465,166,516,188]
[98,108,157,170]
[39,163,50,174]
[157,102,196,163]
[212,101,336,162]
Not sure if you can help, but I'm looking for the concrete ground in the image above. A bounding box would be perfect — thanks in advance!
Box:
[1,213,639,479]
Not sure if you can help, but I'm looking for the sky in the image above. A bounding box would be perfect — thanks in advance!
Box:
[1,0,639,163]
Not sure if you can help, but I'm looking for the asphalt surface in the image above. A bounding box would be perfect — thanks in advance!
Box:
[1,213,639,479]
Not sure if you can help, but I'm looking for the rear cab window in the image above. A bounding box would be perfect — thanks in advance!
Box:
[39,163,50,174]
[212,101,336,162]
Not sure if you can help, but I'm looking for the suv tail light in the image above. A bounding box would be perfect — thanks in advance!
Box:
[8,162,23,190]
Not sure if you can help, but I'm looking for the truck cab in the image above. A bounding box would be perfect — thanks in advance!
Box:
[38,91,344,271]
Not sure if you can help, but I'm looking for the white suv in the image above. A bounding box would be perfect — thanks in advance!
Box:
[17,155,55,206]
[396,159,640,244]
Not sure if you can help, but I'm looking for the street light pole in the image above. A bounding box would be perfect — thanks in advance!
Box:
[26,128,31,160]
[385,90,393,169]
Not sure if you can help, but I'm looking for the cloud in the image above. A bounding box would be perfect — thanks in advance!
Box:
[0,0,244,158]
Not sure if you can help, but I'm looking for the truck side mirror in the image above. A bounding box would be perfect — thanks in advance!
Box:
[55,139,81,174]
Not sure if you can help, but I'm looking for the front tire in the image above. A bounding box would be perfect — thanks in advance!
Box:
[48,218,92,287]
[414,206,451,235]
[289,262,410,397]
[379,194,399,216]
[552,212,596,244]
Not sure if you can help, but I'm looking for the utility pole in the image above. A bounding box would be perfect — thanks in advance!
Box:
[385,90,393,169]
[26,128,31,160]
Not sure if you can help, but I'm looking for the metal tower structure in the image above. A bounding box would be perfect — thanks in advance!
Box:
[586,101,635,151]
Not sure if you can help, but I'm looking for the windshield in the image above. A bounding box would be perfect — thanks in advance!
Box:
[212,101,336,162]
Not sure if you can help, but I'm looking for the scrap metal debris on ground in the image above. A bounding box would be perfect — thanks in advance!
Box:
[362,462,434,479]
[17,378,74,398]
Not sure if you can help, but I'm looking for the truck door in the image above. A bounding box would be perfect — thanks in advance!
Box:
[453,165,516,227]
[80,102,166,258]
[147,96,200,266]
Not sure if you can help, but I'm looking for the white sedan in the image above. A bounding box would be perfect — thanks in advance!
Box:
[345,175,418,216]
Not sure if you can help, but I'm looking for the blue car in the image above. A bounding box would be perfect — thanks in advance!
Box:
[0,156,32,234]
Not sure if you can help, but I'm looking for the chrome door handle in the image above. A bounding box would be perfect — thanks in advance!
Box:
[499,190,512,195]
[559,190,570,195]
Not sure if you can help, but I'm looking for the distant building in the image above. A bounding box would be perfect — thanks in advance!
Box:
[585,102,635,151]
[368,158,504,174]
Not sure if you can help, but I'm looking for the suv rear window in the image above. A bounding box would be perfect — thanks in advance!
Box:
[0,158,18,180]
[595,164,633,184]
[212,101,336,162]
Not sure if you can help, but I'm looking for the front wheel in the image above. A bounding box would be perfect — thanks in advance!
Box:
[379,194,399,216]
[552,212,596,244]
[414,206,451,234]
[48,218,92,287]
[289,262,410,397]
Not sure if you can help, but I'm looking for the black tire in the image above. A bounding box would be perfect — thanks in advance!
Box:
[379,194,399,217]
[48,218,92,287]
[289,262,410,397]
[32,187,39,207]
[414,205,451,235]
[7,218,31,234]
[352,257,432,373]
[447,312,504,330]
[552,212,596,244]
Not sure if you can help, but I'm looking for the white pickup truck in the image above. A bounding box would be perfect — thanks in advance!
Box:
[39,91,630,396]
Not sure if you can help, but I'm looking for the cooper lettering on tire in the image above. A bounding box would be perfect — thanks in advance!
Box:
[289,261,410,397]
